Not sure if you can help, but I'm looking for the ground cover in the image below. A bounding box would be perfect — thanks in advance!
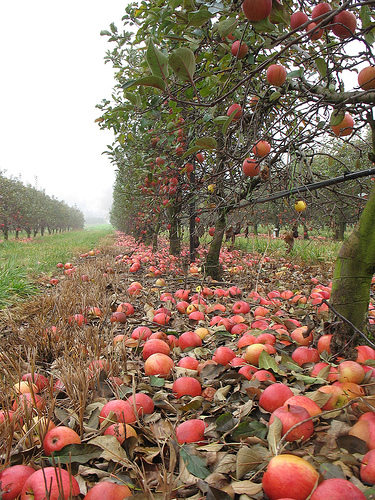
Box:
[0,232,374,499]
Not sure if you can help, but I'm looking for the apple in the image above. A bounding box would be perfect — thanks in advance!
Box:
[253,140,271,157]
[294,200,307,212]
[306,22,323,40]
[310,362,338,381]
[269,404,314,441]
[110,312,127,324]
[242,158,260,177]
[153,312,170,325]
[232,300,250,314]
[284,395,321,417]
[252,369,276,382]
[238,365,258,379]
[333,381,365,399]
[126,392,154,416]
[172,377,202,398]
[290,11,308,30]
[311,2,332,21]
[266,64,287,86]
[131,326,152,341]
[144,352,174,378]
[317,334,332,354]
[230,41,248,59]
[178,357,200,370]
[310,478,366,500]
[290,326,313,346]
[175,419,207,444]
[331,112,354,137]
[337,360,365,384]
[262,454,319,500]
[43,426,81,456]
[349,413,375,449]
[242,0,272,22]
[212,346,236,366]
[317,385,348,410]
[256,333,276,345]
[21,373,49,392]
[0,465,35,500]
[231,323,249,335]
[291,346,319,366]
[13,393,45,413]
[179,331,202,351]
[227,103,242,121]
[103,423,137,444]
[358,66,375,91]
[20,467,80,500]
[116,302,135,315]
[84,481,132,499]
[258,383,294,412]
[360,449,375,484]
[244,343,276,365]
[142,339,170,360]
[99,399,137,425]
[331,10,357,39]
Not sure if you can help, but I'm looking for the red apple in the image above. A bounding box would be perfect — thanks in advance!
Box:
[178,357,200,370]
[259,383,294,413]
[310,362,338,382]
[175,419,207,444]
[179,331,202,351]
[244,343,276,365]
[110,312,127,324]
[232,300,250,314]
[358,66,375,91]
[317,385,348,411]
[242,0,272,22]
[317,334,332,354]
[310,478,366,500]
[269,404,314,441]
[230,40,248,59]
[331,112,354,137]
[252,369,276,382]
[103,423,137,444]
[242,158,260,177]
[262,454,319,500]
[266,64,287,86]
[43,426,81,456]
[172,377,202,398]
[253,140,271,157]
[238,365,258,379]
[360,449,375,484]
[306,22,324,40]
[21,467,80,500]
[212,346,236,366]
[84,481,132,499]
[356,344,375,363]
[291,346,319,366]
[331,10,357,39]
[227,103,242,121]
[144,352,174,378]
[0,465,35,500]
[142,339,170,360]
[290,11,308,30]
[131,326,152,341]
[284,395,321,417]
[290,326,313,346]
[337,360,365,384]
[99,399,137,425]
[126,392,154,416]
[311,3,332,21]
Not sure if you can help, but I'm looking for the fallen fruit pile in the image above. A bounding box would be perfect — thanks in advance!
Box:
[0,234,374,499]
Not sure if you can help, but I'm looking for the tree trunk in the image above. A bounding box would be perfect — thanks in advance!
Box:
[169,215,180,256]
[330,181,375,352]
[204,211,226,280]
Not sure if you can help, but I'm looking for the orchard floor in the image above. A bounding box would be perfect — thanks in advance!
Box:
[0,233,374,499]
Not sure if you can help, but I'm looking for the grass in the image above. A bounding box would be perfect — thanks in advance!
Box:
[0,225,115,307]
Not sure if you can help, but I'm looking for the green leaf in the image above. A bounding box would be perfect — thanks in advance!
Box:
[216,413,238,433]
[146,40,169,79]
[222,112,237,136]
[258,350,280,373]
[195,137,217,149]
[181,145,202,159]
[269,91,281,101]
[110,22,118,33]
[100,30,112,36]
[217,18,237,38]
[251,18,276,33]
[125,92,138,105]
[181,446,210,479]
[231,421,268,440]
[150,375,165,387]
[330,110,345,126]
[315,58,327,79]
[49,444,102,464]
[134,76,166,91]
[213,116,229,124]
[169,47,196,82]
[287,69,303,79]
[188,9,213,27]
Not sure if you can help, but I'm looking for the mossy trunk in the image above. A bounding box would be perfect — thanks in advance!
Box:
[330,181,375,351]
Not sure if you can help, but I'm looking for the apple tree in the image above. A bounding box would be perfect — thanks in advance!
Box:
[98,0,375,348]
